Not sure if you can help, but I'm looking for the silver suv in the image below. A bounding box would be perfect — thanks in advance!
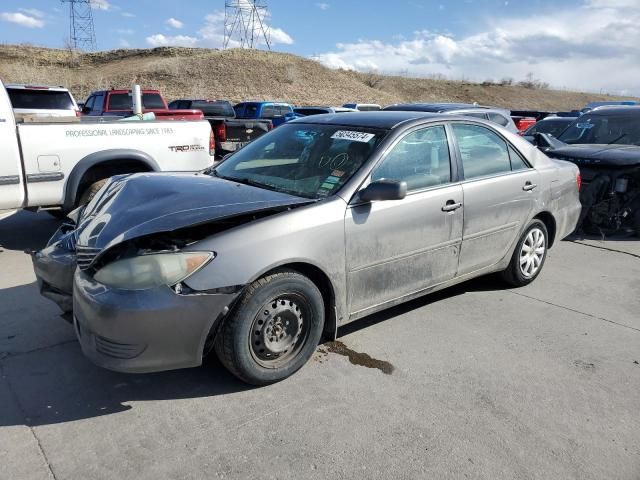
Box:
[383,103,518,133]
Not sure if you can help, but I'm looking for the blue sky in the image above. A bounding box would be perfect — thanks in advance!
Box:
[1,0,639,95]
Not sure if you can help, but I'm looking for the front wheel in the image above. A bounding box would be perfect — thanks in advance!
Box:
[500,219,549,287]
[214,270,325,385]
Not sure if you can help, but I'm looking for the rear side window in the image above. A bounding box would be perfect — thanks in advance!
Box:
[108,92,165,110]
[372,125,452,191]
[460,112,487,120]
[451,124,512,179]
[508,145,530,170]
[8,89,75,110]
[261,105,278,118]
[488,112,510,127]
[142,93,165,109]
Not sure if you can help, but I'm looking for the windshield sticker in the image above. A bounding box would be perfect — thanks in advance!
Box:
[325,176,340,184]
[331,131,376,143]
[331,170,345,177]
[576,123,595,129]
[320,182,334,190]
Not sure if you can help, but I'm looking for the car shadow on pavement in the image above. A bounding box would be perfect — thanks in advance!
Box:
[337,274,507,338]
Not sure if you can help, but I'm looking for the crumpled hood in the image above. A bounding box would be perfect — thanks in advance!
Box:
[547,144,640,167]
[76,172,311,250]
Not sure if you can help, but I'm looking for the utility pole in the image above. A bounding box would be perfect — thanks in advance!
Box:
[61,0,97,51]
[224,0,271,50]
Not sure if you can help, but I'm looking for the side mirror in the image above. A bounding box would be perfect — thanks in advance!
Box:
[359,180,407,202]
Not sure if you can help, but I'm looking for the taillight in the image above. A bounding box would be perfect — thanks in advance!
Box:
[209,129,215,156]
[215,123,226,143]
[75,110,81,117]
[576,172,581,191]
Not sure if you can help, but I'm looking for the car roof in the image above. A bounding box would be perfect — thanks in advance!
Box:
[385,103,493,112]
[6,84,69,91]
[290,111,446,129]
[585,106,640,116]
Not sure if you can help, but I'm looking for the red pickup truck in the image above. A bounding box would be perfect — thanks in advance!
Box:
[81,89,202,120]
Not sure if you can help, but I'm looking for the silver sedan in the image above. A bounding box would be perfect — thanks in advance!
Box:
[32,111,581,385]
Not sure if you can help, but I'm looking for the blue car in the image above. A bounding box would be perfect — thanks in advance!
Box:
[234,101,298,127]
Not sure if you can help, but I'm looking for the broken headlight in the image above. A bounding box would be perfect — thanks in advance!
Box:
[93,252,213,290]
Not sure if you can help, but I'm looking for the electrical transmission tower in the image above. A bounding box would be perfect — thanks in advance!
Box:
[61,0,97,51]
[224,0,271,50]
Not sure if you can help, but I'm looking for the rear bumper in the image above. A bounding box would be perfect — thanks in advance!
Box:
[73,270,238,373]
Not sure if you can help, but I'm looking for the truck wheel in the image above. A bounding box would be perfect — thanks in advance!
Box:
[78,179,108,207]
[500,219,548,287]
[214,270,325,385]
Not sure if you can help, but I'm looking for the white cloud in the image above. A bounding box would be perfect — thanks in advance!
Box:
[0,12,44,28]
[119,38,130,48]
[166,17,183,29]
[17,8,44,18]
[90,0,111,11]
[121,12,135,18]
[116,28,134,35]
[316,3,330,10]
[145,33,198,48]
[316,0,640,95]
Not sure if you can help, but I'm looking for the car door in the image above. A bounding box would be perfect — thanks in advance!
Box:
[0,91,24,210]
[451,123,540,276]
[345,124,463,317]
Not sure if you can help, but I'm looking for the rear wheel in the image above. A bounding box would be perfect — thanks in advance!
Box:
[214,270,324,385]
[501,219,548,287]
[78,179,108,207]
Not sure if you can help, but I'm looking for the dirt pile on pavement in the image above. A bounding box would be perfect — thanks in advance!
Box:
[0,44,635,110]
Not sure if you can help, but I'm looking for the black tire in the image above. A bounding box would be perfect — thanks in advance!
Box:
[500,219,549,287]
[214,270,325,385]
[78,178,108,207]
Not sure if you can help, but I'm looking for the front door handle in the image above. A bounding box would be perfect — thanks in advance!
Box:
[523,181,537,191]
[442,200,463,212]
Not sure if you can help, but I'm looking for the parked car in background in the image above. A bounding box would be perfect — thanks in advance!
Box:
[534,107,640,236]
[82,89,202,120]
[32,111,580,385]
[581,101,639,114]
[383,103,519,133]
[169,99,273,158]
[512,116,537,133]
[234,101,297,127]
[522,116,576,139]
[0,80,215,222]
[342,103,381,111]
[293,106,358,116]
[6,84,79,119]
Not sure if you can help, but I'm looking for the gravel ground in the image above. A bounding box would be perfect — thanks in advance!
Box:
[1,210,639,480]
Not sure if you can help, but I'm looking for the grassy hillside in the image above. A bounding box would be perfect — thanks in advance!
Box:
[0,44,635,110]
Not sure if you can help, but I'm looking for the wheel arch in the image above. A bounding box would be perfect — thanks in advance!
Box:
[533,211,557,248]
[63,149,159,211]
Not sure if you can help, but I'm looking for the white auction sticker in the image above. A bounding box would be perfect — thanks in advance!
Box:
[331,130,376,143]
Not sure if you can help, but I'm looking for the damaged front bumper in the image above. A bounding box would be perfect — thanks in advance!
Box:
[73,270,238,373]
[30,224,78,315]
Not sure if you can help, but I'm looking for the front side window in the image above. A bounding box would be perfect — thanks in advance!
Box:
[371,126,452,191]
[214,124,386,199]
[451,124,512,179]
[558,114,640,146]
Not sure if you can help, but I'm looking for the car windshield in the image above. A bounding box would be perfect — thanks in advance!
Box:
[558,113,640,145]
[108,93,165,110]
[192,101,235,117]
[213,123,387,199]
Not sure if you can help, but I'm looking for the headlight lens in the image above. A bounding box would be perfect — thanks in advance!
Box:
[93,252,213,290]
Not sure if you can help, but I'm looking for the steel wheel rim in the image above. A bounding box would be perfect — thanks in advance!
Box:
[519,227,546,278]
[249,293,310,369]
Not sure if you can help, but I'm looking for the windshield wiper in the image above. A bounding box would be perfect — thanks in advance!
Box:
[607,133,627,145]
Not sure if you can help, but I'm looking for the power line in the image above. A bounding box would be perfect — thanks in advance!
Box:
[61,0,97,51]
[224,0,271,50]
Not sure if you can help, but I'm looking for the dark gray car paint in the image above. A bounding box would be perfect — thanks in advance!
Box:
[62,149,159,211]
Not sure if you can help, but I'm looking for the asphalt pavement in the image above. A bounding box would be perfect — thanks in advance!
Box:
[1,210,639,480]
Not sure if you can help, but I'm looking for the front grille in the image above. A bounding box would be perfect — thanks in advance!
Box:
[76,245,102,270]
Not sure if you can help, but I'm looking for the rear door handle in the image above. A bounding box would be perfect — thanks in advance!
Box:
[523,181,537,191]
[442,200,463,212]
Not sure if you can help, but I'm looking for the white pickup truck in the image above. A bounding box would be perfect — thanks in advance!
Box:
[0,80,215,219]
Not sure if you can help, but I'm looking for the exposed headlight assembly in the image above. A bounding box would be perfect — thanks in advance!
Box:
[93,252,213,290]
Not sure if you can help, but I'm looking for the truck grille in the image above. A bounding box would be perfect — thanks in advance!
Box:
[76,246,102,270]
